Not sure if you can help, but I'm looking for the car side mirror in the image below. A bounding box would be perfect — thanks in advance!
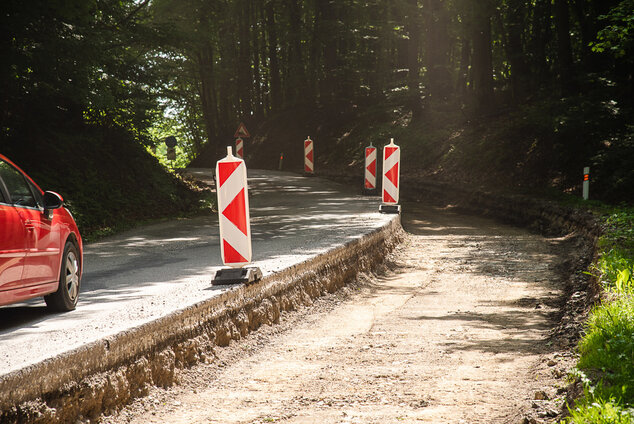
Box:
[43,191,64,210]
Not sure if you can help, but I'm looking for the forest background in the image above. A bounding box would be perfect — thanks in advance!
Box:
[1,0,633,236]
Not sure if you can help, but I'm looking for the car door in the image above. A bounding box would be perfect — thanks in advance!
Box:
[19,178,60,284]
[0,163,27,291]
[0,160,59,286]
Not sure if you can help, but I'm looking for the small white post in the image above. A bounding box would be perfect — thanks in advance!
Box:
[582,166,590,200]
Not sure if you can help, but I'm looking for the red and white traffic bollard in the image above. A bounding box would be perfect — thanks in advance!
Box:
[235,137,244,159]
[363,143,377,195]
[582,166,590,200]
[379,138,401,214]
[212,146,262,285]
[304,136,314,175]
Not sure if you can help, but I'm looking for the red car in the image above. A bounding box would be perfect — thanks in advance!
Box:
[0,154,82,311]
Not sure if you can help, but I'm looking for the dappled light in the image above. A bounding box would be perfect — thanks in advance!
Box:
[0,170,392,376]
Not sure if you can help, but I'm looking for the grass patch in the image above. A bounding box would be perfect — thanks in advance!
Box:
[562,206,634,423]
[566,395,634,424]
[577,297,634,399]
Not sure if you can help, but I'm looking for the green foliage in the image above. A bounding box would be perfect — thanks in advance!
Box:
[577,297,634,399]
[563,206,634,423]
[565,394,634,423]
[593,208,634,294]
[2,124,211,241]
[1,0,164,137]
[592,0,634,59]
[592,126,634,203]
[567,296,634,423]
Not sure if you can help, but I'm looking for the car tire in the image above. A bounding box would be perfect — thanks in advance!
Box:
[45,241,81,312]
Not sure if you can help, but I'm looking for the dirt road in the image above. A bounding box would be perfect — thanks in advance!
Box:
[104,203,575,424]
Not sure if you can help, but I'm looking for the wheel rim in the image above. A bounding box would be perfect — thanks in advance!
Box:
[65,251,80,302]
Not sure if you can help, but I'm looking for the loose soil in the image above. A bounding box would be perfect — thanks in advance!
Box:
[102,203,580,424]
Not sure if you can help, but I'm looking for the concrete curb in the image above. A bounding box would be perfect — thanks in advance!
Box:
[0,216,403,423]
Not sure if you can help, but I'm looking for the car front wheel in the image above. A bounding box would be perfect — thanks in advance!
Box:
[45,241,81,312]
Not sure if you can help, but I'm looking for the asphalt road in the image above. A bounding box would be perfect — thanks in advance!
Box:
[0,169,392,376]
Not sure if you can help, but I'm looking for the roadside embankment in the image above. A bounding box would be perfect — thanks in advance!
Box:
[0,217,403,423]
[399,178,602,355]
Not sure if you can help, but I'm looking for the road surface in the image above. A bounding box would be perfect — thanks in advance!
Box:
[104,202,574,424]
[0,170,392,377]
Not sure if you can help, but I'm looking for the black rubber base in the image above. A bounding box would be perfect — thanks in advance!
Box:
[212,267,263,285]
[379,204,401,214]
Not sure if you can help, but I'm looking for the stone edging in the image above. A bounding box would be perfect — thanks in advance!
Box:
[0,217,404,423]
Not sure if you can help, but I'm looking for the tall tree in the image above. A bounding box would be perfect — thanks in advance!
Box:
[471,1,495,109]
[554,0,575,95]
[405,0,423,121]
[528,0,552,87]
[504,0,529,100]
[265,0,282,111]
[423,0,452,100]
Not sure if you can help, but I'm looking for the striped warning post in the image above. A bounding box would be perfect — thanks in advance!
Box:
[215,146,252,267]
[364,144,377,190]
[382,138,400,204]
[235,138,244,159]
[582,166,590,200]
[304,136,314,174]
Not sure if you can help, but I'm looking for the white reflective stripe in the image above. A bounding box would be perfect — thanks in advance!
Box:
[382,146,400,204]
[236,139,244,158]
[365,149,376,186]
[218,161,245,204]
[220,214,251,261]
[216,157,252,266]
[383,148,399,171]
[304,141,313,170]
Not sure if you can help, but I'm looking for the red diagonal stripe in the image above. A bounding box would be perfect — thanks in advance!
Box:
[367,158,376,177]
[222,188,248,235]
[383,190,396,203]
[385,162,399,188]
[306,149,313,163]
[366,148,375,158]
[365,178,374,189]
[223,239,248,264]
[385,146,398,160]
[218,161,241,187]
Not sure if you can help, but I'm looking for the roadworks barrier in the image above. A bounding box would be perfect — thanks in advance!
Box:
[0,217,403,424]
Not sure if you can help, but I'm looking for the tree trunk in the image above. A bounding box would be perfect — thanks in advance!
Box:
[265,0,282,111]
[252,2,263,119]
[237,0,253,117]
[318,0,337,105]
[529,0,552,87]
[308,1,321,103]
[504,0,529,100]
[286,0,306,106]
[471,1,494,110]
[554,0,575,95]
[405,0,423,122]
[456,37,471,96]
[423,0,452,100]
[197,43,217,149]
[368,0,390,100]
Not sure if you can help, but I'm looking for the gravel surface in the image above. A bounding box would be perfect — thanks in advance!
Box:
[102,202,579,424]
